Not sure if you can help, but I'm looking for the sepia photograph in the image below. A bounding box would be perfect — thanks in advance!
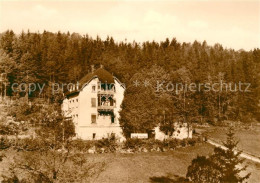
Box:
[0,0,259,182]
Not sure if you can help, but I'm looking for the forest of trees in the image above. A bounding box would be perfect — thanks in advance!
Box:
[0,30,259,135]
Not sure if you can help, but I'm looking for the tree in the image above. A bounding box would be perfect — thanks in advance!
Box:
[186,126,250,183]
[0,30,15,55]
[119,82,156,137]
[0,30,259,124]
[210,127,250,182]
[119,65,170,137]
[157,93,175,135]
[0,49,16,97]
[2,99,105,182]
[186,155,221,183]
[170,67,199,137]
[0,49,16,74]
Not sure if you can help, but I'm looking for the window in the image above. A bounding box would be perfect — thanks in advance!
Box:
[113,99,116,107]
[91,114,97,123]
[92,133,96,140]
[92,85,96,92]
[91,98,96,107]
[111,116,115,123]
[76,99,78,102]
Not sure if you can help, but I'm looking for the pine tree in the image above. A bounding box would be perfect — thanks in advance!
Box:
[187,126,251,183]
[210,126,251,182]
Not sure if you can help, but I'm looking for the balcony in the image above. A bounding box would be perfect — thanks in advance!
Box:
[98,89,115,95]
[97,105,115,111]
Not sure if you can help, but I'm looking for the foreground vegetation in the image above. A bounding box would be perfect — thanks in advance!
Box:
[1,127,259,182]
[0,100,259,182]
[1,143,259,183]
[187,127,251,182]
[0,98,201,182]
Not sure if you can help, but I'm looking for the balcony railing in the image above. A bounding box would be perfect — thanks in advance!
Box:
[97,105,115,111]
[98,89,115,95]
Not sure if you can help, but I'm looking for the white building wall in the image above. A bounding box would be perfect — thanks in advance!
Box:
[78,78,98,127]
[113,78,125,124]
[75,77,125,141]
[62,95,79,132]
[155,123,192,140]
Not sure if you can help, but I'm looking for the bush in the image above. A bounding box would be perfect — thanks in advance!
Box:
[0,137,13,150]
[0,124,18,135]
[1,149,105,182]
[124,138,144,152]
[95,136,118,153]
[14,138,50,151]
[143,139,162,151]
[68,139,95,152]
[180,139,188,147]
[123,138,197,152]
[165,139,181,149]
[187,139,196,146]
[8,137,199,154]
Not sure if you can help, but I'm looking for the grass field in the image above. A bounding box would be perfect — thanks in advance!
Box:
[1,143,259,182]
[89,143,259,183]
[92,143,214,182]
[197,125,260,157]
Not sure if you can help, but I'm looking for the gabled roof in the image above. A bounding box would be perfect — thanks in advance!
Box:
[65,68,118,98]
[79,68,115,85]
[65,90,79,98]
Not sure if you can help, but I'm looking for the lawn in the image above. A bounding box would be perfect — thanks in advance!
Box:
[85,143,214,182]
[198,125,260,157]
[88,143,259,183]
[1,143,259,182]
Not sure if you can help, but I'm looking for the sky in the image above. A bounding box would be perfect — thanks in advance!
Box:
[0,0,259,51]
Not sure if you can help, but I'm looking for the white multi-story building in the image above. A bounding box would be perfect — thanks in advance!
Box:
[62,65,125,141]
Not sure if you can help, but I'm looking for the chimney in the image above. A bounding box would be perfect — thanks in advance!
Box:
[91,65,95,73]
[100,64,104,69]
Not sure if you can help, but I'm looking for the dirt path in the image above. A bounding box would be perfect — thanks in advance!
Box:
[207,139,260,163]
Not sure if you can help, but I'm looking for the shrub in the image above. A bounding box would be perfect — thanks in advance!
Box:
[95,136,118,153]
[187,139,196,146]
[14,138,48,151]
[1,149,105,182]
[0,124,18,135]
[124,138,144,152]
[166,139,181,149]
[68,139,95,152]
[0,137,12,150]
[180,139,188,147]
[144,139,162,151]
[186,155,219,183]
